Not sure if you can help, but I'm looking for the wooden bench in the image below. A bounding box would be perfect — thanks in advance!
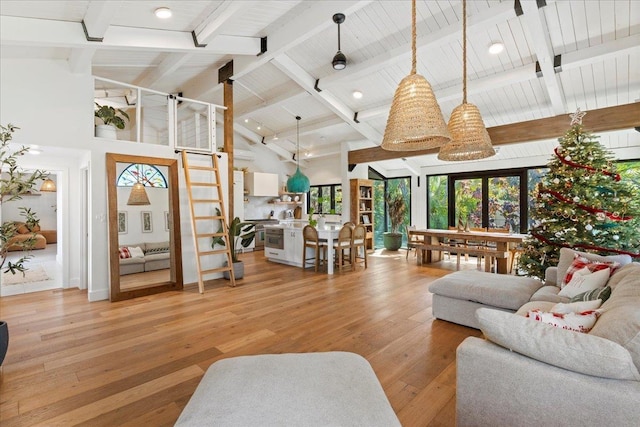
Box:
[416,244,509,272]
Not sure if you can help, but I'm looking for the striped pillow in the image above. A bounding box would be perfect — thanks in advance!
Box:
[570,286,612,304]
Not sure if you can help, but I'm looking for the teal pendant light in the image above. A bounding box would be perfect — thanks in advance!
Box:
[286,116,310,193]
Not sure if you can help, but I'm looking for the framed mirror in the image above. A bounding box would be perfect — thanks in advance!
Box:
[106,153,182,301]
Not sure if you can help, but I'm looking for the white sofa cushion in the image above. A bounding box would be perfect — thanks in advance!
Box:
[589,263,640,372]
[556,247,632,288]
[476,308,640,381]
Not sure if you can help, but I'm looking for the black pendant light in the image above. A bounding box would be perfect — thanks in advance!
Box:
[332,13,347,70]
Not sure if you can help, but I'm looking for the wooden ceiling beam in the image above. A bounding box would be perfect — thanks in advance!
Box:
[348,102,640,165]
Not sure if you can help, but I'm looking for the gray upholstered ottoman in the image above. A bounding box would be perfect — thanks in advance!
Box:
[429,270,543,329]
[175,351,401,427]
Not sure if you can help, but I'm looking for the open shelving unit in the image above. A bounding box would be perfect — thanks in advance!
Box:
[350,178,374,252]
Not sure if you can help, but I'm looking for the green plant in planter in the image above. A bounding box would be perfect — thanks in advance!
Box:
[95,103,130,129]
[211,209,256,279]
[383,191,406,251]
[1,124,48,274]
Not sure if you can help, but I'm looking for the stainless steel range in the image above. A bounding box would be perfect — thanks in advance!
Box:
[245,219,279,249]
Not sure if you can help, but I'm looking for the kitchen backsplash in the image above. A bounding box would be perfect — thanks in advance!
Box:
[244,197,301,221]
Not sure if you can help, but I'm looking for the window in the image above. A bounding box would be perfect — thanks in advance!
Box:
[427,175,448,229]
[117,164,167,187]
[308,184,342,214]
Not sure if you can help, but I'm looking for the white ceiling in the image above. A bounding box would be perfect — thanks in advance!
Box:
[1,0,638,173]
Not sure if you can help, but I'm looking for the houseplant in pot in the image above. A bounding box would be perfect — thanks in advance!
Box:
[383,191,406,251]
[211,209,256,279]
[0,123,48,369]
[94,102,130,139]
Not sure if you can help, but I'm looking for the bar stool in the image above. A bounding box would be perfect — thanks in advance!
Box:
[302,225,327,272]
[333,224,353,272]
[351,224,368,269]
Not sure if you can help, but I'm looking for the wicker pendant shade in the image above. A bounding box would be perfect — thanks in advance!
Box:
[381,0,450,151]
[438,0,494,161]
[39,178,56,192]
[127,182,151,205]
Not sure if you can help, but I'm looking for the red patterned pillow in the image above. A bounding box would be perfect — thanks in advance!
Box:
[527,309,600,333]
[561,254,619,288]
[119,247,131,259]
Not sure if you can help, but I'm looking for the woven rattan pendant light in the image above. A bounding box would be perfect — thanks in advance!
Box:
[438,0,495,161]
[286,116,310,193]
[127,165,151,205]
[381,0,451,151]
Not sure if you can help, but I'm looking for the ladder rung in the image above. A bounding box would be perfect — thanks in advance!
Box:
[201,266,233,275]
[194,215,224,220]
[193,199,223,203]
[195,232,227,238]
[191,182,221,187]
[189,166,217,171]
[198,249,229,256]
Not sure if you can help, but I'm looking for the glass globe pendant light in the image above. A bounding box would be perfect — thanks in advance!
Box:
[286,116,310,193]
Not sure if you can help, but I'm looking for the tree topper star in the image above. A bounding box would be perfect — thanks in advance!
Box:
[570,108,587,125]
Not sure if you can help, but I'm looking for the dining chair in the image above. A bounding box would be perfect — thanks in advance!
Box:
[343,221,356,228]
[484,227,509,272]
[302,225,327,272]
[333,224,353,272]
[351,224,368,269]
[405,225,425,261]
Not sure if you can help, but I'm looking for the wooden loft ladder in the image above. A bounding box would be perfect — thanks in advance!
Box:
[180,151,235,292]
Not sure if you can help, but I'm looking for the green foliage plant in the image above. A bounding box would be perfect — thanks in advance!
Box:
[386,191,406,234]
[1,124,48,274]
[211,209,256,263]
[94,103,130,130]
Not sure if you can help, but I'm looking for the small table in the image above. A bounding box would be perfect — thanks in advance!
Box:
[316,224,342,275]
[410,228,526,274]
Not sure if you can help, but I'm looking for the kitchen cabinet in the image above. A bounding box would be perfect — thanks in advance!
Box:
[245,172,279,197]
[264,226,312,268]
[233,170,244,220]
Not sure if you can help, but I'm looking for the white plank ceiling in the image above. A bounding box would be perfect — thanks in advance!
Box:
[1,0,638,173]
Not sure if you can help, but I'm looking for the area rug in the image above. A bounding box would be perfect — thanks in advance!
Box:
[1,265,50,285]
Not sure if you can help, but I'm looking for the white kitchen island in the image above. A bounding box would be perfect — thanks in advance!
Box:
[264,223,342,274]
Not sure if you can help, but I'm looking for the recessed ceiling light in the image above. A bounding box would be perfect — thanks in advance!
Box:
[155,7,172,19]
[488,41,504,55]
[352,90,363,99]
[273,134,279,140]
[244,118,249,123]
[256,125,261,130]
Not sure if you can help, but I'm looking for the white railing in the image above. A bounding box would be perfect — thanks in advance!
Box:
[93,77,226,153]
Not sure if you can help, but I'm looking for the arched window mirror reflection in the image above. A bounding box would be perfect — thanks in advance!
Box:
[117,163,168,188]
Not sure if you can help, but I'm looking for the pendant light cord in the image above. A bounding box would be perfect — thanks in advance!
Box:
[296,116,301,166]
[337,21,341,51]
[462,0,467,104]
[411,0,417,74]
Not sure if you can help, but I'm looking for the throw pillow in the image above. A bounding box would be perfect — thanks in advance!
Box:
[128,246,145,258]
[550,299,602,314]
[558,267,611,298]
[16,223,30,234]
[475,308,640,381]
[570,286,612,303]
[556,248,631,288]
[561,254,618,287]
[527,309,599,333]
[119,247,131,259]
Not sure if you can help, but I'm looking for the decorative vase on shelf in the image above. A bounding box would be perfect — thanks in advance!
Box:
[317,216,326,228]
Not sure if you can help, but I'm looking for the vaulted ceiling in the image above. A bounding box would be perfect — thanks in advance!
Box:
[1,0,638,173]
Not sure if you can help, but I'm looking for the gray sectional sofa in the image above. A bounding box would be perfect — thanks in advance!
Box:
[119,241,171,275]
[428,248,640,426]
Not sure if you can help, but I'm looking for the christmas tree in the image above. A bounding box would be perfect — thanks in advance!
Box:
[519,109,640,280]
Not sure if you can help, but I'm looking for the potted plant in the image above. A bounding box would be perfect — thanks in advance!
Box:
[94,102,130,139]
[0,123,48,369]
[383,191,406,251]
[211,210,256,279]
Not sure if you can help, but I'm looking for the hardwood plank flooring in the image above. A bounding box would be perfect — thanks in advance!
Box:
[0,250,481,426]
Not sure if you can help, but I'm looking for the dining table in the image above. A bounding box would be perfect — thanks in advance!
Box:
[316,224,342,275]
[409,228,527,274]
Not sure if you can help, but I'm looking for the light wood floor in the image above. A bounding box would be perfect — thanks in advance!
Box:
[0,250,480,426]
